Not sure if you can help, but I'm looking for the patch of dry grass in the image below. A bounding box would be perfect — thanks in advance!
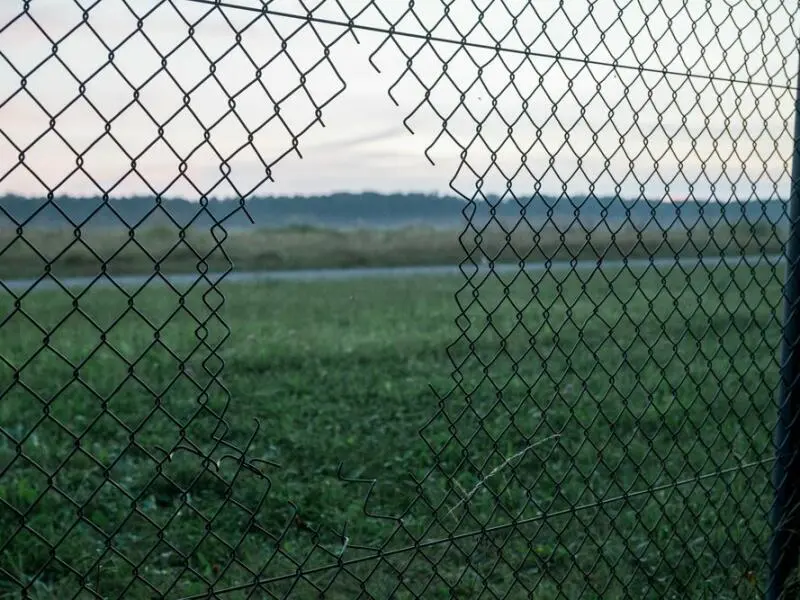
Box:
[0,221,784,280]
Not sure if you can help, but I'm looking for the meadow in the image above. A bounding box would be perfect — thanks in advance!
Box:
[0,220,784,280]
[0,254,784,599]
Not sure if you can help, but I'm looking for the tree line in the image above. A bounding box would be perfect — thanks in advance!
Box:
[0,191,788,230]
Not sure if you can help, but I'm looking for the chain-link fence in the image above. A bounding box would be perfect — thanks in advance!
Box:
[1,0,799,598]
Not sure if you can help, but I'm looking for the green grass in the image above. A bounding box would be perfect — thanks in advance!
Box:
[0,258,785,599]
[0,221,785,279]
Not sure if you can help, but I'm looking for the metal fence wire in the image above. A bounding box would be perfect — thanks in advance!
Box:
[1,0,800,598]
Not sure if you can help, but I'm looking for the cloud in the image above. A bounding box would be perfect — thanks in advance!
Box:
[302,125,408,153]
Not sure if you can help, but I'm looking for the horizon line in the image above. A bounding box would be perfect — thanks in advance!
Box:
[0,191,787,204]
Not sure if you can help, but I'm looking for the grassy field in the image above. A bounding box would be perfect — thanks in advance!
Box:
[0,257,784,599]
[0,220,784,279]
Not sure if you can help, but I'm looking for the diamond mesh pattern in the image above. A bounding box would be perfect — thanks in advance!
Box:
[0,0,798,598]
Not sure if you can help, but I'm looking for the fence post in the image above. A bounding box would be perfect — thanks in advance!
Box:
[768,51,800,600]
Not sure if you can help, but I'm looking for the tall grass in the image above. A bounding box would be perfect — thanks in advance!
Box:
[0,221,785,279]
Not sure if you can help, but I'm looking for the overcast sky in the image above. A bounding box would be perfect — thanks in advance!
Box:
[0,0,798,202]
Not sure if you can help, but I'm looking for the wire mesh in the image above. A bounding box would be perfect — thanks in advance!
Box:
[0,0,798,598]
